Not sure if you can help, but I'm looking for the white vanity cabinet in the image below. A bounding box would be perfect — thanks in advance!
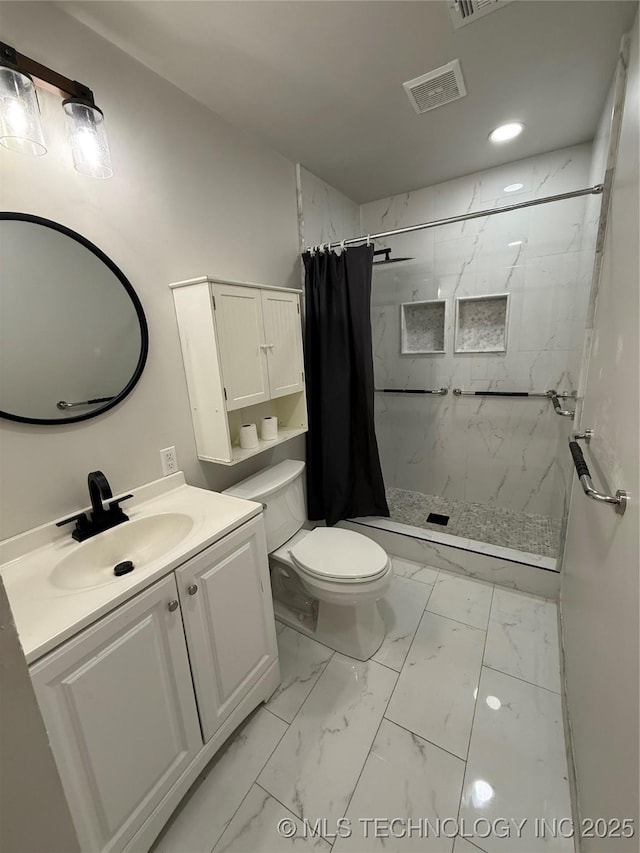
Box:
[176,515,278,742]
[30,574,202,853]
[28,514,279,853]
[170,277,307,465]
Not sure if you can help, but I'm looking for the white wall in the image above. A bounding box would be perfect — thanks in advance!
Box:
[360,144,594,533]
[560,20,639,848]
[0,2,303,538]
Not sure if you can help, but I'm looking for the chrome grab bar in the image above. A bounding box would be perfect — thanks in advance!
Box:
[57,396,114,410]
[550,390,576,418]
[452,390,577,416]
[375,388,448,395]
[453,389,552,398]
[569,430,628,515]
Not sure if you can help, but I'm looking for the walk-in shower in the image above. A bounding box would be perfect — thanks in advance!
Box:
[349,146,608,567]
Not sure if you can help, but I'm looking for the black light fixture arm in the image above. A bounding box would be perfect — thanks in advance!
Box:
[0,41,96,106]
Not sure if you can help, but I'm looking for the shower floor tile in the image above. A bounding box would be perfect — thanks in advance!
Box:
[386,487,561,558]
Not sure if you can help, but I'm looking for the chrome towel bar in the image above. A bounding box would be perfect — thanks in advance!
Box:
[375,388,448,395]
[569,430,628,515]
[57,396,114,410]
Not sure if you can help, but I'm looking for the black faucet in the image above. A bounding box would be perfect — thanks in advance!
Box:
[57,471,133,542]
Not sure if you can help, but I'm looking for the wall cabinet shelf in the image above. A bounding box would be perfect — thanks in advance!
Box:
[30,515,278,853]
[171,277,307,464]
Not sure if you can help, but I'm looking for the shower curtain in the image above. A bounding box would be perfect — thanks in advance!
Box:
[303,243,390,526]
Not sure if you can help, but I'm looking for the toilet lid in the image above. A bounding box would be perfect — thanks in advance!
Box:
[290,528,389,582]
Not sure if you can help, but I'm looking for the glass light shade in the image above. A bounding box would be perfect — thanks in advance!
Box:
[0,66,47,155]
[63,99,113,179]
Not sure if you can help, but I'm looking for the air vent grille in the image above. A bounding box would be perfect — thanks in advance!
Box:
[448,0,514,29]
[403,60,467,115]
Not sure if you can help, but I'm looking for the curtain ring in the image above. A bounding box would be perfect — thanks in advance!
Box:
[341,239,346,253]
[366,235,371,246]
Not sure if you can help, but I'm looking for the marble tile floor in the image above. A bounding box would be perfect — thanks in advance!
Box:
[152,556,571,853]
[386,487,561,559]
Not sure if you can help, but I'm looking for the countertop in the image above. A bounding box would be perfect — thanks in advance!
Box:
[0,473,262,664]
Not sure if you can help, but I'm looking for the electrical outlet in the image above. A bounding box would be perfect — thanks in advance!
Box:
[160,446,178,476]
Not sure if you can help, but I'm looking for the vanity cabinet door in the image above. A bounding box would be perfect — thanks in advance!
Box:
[213,282,270,411]
[30,575,202,853]
[261,289,305,399]
[176,515,279,742]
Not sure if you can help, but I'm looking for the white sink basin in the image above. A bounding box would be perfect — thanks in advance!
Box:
[50,513,194,590]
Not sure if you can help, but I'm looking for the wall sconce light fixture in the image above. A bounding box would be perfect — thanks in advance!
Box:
[0,41,113,178]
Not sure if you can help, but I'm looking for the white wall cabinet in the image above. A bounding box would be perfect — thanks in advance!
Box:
[260,288,305,399]
[30,516,279,853]
[213,282,272,410]
[171,277,307,464]
[176,515,277,742]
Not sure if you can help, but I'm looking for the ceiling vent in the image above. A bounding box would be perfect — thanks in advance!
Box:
[403,59,467,115]
[448,0,515,29]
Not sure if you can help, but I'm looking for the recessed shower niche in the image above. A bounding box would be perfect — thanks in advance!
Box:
[400,299,446,355]
[454,294,510,353]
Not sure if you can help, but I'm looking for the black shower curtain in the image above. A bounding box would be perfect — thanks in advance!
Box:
[303,244,390,526]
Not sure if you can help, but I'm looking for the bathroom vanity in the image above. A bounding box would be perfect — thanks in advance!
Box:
[0,474,280,853]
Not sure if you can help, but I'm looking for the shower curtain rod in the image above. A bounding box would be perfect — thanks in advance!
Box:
[314,184,603,251]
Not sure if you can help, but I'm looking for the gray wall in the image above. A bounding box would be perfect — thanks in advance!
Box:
[0,1,303,538]
[560,17,639,849]
[0,578,80,853]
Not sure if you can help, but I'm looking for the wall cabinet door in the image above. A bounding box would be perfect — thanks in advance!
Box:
[30,576,202,853]
[213,283,270,411]
[176,515,278,742]
[261,289,305,399]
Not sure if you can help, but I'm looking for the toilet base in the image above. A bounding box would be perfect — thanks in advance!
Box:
[273,596,386,661]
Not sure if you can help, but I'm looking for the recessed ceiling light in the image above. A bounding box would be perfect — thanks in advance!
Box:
[504,182,524,193]
[489,122,525,143]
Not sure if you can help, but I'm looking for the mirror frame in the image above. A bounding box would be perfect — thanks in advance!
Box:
[0,212,149,425]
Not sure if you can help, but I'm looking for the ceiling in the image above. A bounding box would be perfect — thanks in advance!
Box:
[59,0,638,203]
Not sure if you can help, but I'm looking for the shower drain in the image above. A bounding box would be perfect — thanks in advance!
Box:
[427,513,450,526]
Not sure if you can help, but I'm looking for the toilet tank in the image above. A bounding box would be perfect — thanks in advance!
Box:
[223,460,306,552]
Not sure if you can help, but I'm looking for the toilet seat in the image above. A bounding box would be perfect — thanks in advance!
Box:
[290,528,389,584]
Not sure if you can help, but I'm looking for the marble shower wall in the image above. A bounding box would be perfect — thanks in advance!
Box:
[362,144,596,521]
[296,164,361,249]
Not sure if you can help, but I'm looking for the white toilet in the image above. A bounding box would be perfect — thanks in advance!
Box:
[224,460,392,660]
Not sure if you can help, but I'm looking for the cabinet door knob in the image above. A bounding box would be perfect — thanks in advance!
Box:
[187,584,198,596]
[167,600,179,612]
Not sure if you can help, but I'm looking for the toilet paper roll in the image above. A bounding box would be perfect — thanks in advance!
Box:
[239,423,259,450]
[261,416,278,442]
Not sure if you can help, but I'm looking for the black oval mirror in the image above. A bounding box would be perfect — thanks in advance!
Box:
[0,213,148,424]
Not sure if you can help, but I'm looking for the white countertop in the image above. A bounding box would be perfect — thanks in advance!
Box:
[0,473,262,664]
